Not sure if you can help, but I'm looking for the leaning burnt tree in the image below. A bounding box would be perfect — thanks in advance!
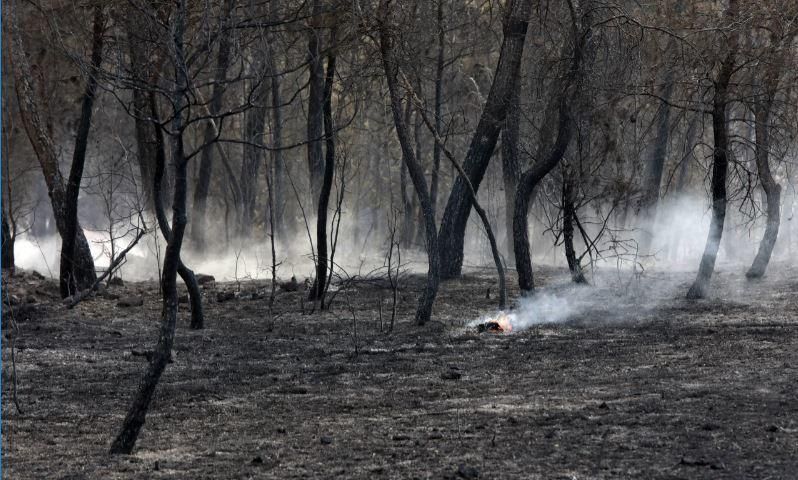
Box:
[380,10,440,325]
[686,0,739,299]
[9,6,101,296]
[436,0,532,280]
[110,0,192,453]
[514,2,589,294]
[746,31,792,279]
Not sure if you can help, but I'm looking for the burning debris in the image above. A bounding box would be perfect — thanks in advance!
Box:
[475,312,514,334]
[470,291,579,334]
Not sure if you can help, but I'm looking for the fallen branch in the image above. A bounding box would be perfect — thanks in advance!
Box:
[66,227,146,309]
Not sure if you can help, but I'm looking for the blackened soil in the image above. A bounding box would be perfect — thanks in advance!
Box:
[3,266,797,479]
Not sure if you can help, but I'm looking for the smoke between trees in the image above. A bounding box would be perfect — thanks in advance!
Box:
[12,190,797,286]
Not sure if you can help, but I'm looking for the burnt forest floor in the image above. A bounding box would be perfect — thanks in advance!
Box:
[2,263,798,479]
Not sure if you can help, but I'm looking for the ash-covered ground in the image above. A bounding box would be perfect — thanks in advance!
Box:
[2,264,797,479]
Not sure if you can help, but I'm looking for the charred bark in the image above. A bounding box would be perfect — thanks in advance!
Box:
[149,94,204,329]
[59,7,105,298]
[746,105,781,278]
[501,80,521,266]
[11,7,98,296]
[306,0,326,208]
[110,1,190,453]
[513,8,589,294]
[130,91,158,211]
[2,209,13,271]
[747,47,786,278]
[240,47,270,237]
[687,15,738,299]
[637,71,674,256]
[430,0,445,221]
[514,98,573,293]
[399,101,418,247]
[309,35,337,303]
[381,24,440,325]
[191,0,235,250]
[562,166,587,284]
[437,0,532,279]
[269,47,287,239]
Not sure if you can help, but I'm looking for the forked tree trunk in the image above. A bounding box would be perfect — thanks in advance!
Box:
[110,1,190,454]
[687,11,738,298]
[437,0,532,279]
[514,98,573,293]
[191,0,235,250]
[309,34,337,303]
[10,6,98,296]
[381,23,440,325]
[149,94,204,329]
[514,10,589,294]
[59,7,105,298]
[562,165,587,284]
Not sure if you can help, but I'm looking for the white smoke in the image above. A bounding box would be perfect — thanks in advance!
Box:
[469,292,578,332]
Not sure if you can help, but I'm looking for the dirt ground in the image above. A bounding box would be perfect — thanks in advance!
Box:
[2,263,797,479]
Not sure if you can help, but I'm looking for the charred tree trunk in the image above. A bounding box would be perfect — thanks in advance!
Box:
[413,110,427,247]
[191,0,235,250]
[269,47,287,239]
[501,80,521,266]
[110,1,190,454]
[437,0,532,279]
[306,0,326,209]
[513,9,588,294]
[687,18,738,299]
[125,14,160,212]
[149,94,204,329]
[2,209,13,271]
[430,0,445,221]
[514,99,573,293]
[10,8,98,296]
[309,34,337,303]
[59,7,105,298]
[637,71,674,256]
[562,165,587,284]
[381,23,440,325]
[240,48,269,238]
[399,101,417,247]
[747,51,785,278]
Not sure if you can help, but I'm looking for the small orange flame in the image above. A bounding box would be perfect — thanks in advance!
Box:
[493,312,513,333]
[478,312,513,333]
